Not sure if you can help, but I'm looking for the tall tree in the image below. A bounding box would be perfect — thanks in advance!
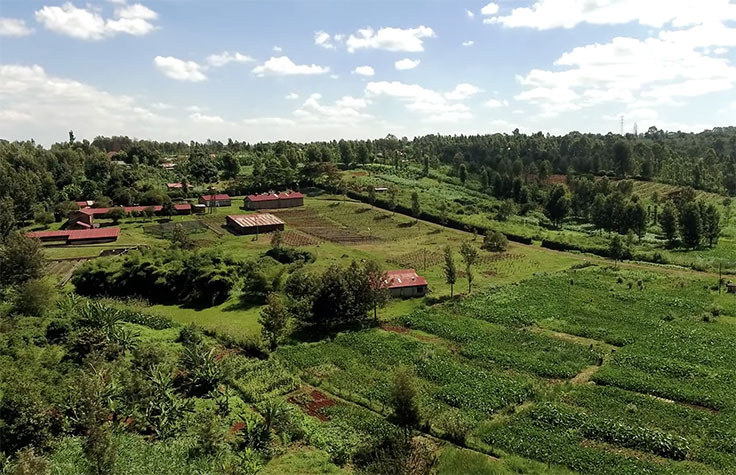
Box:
[387,186,398,215]
[608,234,625,268]
[0,197,16,243]
[480,167,489,190]
[459,241,478,294]
[411,191,421,223]
[613,140,632,177]
[458,163,468,185]
[364,260,389,322]
[220,153,240,179]
[545,184,570,228]
[702,203,721,247]
[259,293,290,350]
[390,368,420,441]
[679,201,703,249]
[659,201,679,245]
[443,245,457,297]
[0,233,45,291]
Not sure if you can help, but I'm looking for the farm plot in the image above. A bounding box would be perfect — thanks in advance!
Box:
[280,230,323,247]
[47,257,94,285]
[272,208,377,245]
[143,220,208,238]
[388,249,443,270]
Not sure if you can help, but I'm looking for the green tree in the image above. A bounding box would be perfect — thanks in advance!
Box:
[162,200,176,218]
[591,194,608,232]
[480,167,489,190]
[443,246,457,297]
[411,191,421,223]
[368,186,377,205]
[0,233,45,290]
[702,203,721,247]
[221,153,240,179]
[679,201,703,249]
[0,197,17,243]
[458,163,468,185]
[387,186,398,215]
[613,140,632,177]
[390,368,420,441]
[338,140,354,165]
[545,184,570,228]
[659,201,679,245]
[270,229,283,249]
[422,155,429,176]
[437,200,448,225]
[364,260,389,322]
[170,223,195,250]
[624,200,647,239]
[107,207,126,224]
[482,230,508,252]
[259,293,290,351]
[12,278,58,316]
[459,241,478,294]
[608,234,625,268]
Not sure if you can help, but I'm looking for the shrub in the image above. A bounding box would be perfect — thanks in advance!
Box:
[481,230,508,252]
[264,247,314,264]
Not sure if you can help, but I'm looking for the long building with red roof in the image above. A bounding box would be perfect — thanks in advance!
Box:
[27,227,120,245]
[244,191,304,210]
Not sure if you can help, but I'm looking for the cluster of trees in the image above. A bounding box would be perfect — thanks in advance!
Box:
[72,248,241,306]
[659,199,721,249]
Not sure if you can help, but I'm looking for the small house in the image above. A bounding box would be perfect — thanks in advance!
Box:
[192,204,207,214]
[174,203,193,215]
[727,281,736,294]
[66,210,96,230]
[199,194,231,208]
[384,269,428,298]
[226,213,285,235]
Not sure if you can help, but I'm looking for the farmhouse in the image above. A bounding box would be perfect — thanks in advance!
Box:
[174,203,193,214]
[27,227,120,245]
[727,281,736,294]
[244,191,304,210]
[66,210,96,230]
[384,269,428,298]
[226,213,285,235]
[199,194,231,207]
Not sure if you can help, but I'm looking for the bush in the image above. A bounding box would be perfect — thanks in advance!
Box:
[482,231,509,252]
[264,247,315,264]
[177,323,204,346]
[12,278,58,316]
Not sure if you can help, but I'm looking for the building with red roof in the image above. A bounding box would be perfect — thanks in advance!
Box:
[167,182,193,190]
[199,194,231,207]
[27,227,120,245]
[384,269,428,298]
[244,191,304,210]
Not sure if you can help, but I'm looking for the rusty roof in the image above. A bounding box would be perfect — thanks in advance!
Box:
[384,269,428,289]
[227,213,285,228]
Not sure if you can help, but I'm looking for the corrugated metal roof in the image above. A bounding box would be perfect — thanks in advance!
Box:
[67,228,120,241]
[80,205,163,215]
[247,191,304,202]
[201,194,230,201]
[227,213,285,228]
[384,269,428,289]
[174,203,192,210]
[27,230,71,239]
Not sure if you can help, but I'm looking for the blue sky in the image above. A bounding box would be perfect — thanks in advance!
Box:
[1,0,735,145]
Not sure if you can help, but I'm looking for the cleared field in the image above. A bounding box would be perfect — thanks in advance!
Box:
[271,207,379,245]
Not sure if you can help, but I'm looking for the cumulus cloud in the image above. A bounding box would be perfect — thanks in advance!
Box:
[0,18,34,37]
[252,56,329,76]
[206,51,254,67]
[394,58,420,70]
[444,83,482,100]
[481,2,500,16]
[0,64,169,143]
[293,93,371,126]
[272,45,282,52]
[346,26,435,53]
[484,99,509,108]
[189,112,224,124]
[514,23,736,117]
[353,65,375,76]
[314,30,335,49]
[485,0,736,29]
[364,80,476,122]
[35,2,158,39]
[466,9,475,19]
[153,56,207,82]
[462,40,475,47]
[285,92,299,100]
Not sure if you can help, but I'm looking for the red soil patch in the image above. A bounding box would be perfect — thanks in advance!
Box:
[288,389,337,421]
[229,421,246,436]
[547,174,568,185]
[381,324,410,334]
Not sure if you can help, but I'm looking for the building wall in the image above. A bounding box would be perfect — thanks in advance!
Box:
[69,236,118,245]
[389,285,427,298]
[279,197,304,208]
[199,198,231,207]
[226,219,284,235]
[246,200,279,210]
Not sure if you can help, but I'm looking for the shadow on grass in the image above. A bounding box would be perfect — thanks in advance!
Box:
[286,319,379,344]
[221,294,265,312]
[355,207,371,214]
[398,221,417,228]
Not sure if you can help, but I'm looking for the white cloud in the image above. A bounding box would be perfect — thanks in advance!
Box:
[0,18,34,37]
[206,51,254,67]
[444,83,482,100]
[353,65,375,76]
[293,93,371,126]
[714,47,728,54]
[285,92,299,100]
[189,112,224,124]
[364,80,476,122]
[252,56,329,76]
[466,9,475,19]
[394,58,420,70]
[484,99,509,108]
[154,56,207,82]
[485,0,736,29]
[272,45,282,52]
[481,2,500,16]
[462,40,475,47]
[514,24,736,117]
[314,30,335,49]
[346,26,436,53]
[0,64,170,143]
[35,2,158,40]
